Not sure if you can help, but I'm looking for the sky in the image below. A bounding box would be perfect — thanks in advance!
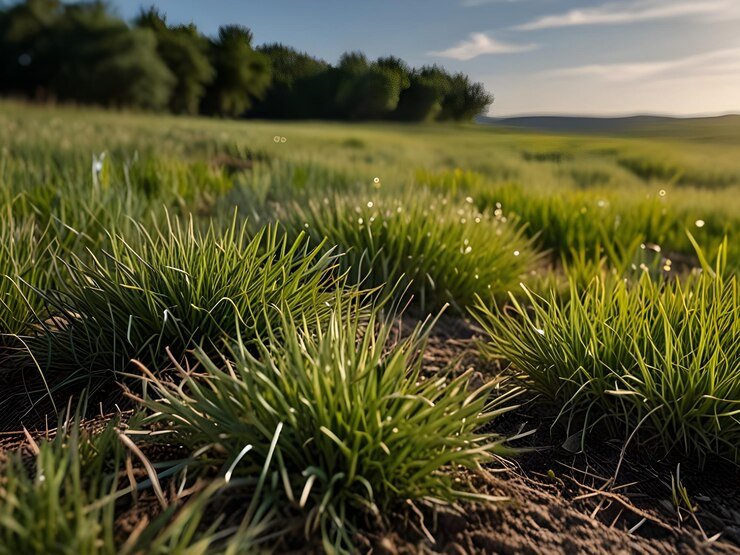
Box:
[108,0,740,117]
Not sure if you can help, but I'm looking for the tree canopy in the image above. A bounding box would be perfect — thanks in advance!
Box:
[0,1,493,121]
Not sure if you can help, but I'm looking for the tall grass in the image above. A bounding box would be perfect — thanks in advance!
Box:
[278,192,537,311]
[473,238,740,464]
[137,302,518,550]
[0,410,277,554]
[35,216,347,387]
[0,411,122,554]
[0,214,55,343]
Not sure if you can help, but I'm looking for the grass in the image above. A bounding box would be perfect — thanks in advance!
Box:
[473,238,740,464]
[34,215,347,389]
[0,213,54,339]
[277,192,537,311]
[136,300,519,551]
[0,100,738,549]
[0,414,122,554]
[0,408,278,554]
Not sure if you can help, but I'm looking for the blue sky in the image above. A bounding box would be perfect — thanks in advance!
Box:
[109,0,740,116]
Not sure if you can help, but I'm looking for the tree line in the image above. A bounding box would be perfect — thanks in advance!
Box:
[0,1,493,121]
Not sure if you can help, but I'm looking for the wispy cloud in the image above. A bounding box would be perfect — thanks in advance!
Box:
[516,0,734,31]
[542,48,740,82]
[429,33,536,60]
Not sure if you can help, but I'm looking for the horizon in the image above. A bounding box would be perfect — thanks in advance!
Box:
[103,0,740,117]
[486,110,740,119]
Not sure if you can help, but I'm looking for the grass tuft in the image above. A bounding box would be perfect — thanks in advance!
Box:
[138,301,518,550]
[279,192,537,311]
[473,238,740,464]
[35,215,348,387]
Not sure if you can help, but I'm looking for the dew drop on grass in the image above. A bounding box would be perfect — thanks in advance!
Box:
[695,219,705,228]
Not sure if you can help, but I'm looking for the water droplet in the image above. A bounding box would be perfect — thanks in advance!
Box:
[695,219,705,228]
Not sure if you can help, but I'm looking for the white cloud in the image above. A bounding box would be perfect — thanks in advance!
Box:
[542,48,740,82]
[516,0,735,31]
[429,33,536,60]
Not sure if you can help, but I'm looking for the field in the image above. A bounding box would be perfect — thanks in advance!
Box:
[1,100,739,553]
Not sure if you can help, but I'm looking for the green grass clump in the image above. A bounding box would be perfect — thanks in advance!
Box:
[0,215,55,340]
[139,303,517,550]
[475,183,740,271]
[473,239,740,464]
[279,193,536,311]
[0,414,122,554]
[0,411,276,554]
[39,216,346,384]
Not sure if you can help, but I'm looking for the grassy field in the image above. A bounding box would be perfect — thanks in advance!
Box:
[0,100,738,552]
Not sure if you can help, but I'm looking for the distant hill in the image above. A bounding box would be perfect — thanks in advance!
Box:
[476,114,740,143]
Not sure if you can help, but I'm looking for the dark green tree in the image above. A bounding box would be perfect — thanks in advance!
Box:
[332,53,411,120]
[201,25,271,117]
[394,67,450,121]
[0,0,61,99]
[438,72,493,121]
[136,8,214,114]
[49,3,174,109]
[253,43,329,118]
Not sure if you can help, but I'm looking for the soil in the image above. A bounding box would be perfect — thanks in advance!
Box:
[1,314,739,554]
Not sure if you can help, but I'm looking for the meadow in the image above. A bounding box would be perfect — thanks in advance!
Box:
[0,100,738,553]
